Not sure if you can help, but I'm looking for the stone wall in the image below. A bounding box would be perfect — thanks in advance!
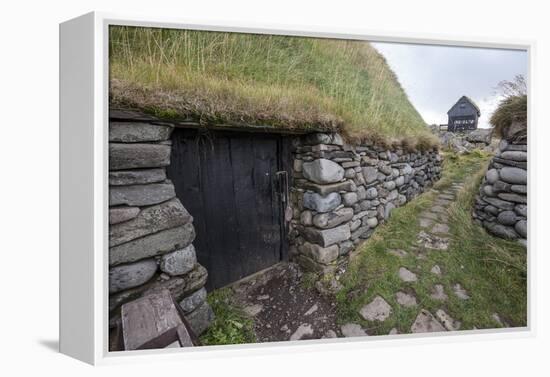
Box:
[108,120,213,345]
[288,133,442,276]
[431,127,495,154]
[473,134,527,246]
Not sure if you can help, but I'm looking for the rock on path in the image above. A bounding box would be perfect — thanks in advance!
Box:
[398,267,418,282]
[411,310,446,333]
[290,323,314,341]
[359,296,392,322]
[453,283,470,300]
[341,323,368,337]
[430,284,448,301]
[395,291,417,307]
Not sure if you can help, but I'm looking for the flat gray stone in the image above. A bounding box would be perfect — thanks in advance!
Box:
[109,223,196,266]
[431,223,450,235]
[359,296,392,322]
[410,310,446,333]
[301,224,351,247]
[342,192,358,206]
[499,167,527,185]
[243,304,263,317]
[483,221,519,240]
[436,309,461,331]
[438,194,454,200]
[498,193,527,204]
[453,283,470,300]
[302,159,345,184]
[109,143,171,170]
[312,208,354,229]
[185,302,214,335]
[297,180,354,196]
[420,211,439,220]
[501,151,527,162]
[497,210,519,226]
[109,122,173,142]
[431,205,447,214]
[109,207,140,225]
[430,284,448,301]
[322,329,338,338]
[299,242,339,264]
[430,265,442,275]
[341,323,368,337]
[160,244,197,276]
[419,217,433,228]
[304,304,319,316]
[398,267,417,282]
[109,258,158,293]
[515,220,527,238]
[417,231,449,250]
[179,287,207,314]
[303,191,341,213]
[109,168,167,186]
[109,199,192,247]
[395,291,417,307]
[109,183,176,207]
[290,323,314,341]
[362,167,378,184]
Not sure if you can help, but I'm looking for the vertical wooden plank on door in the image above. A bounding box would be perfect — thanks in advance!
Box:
[252,136,281,265]
[168,129,211,274]
[200,134,242,289]
[229,134,263,278]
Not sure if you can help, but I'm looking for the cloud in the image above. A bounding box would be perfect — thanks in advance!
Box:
[372,42,527,129]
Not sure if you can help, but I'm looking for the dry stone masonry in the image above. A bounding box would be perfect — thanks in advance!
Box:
[473,122,527,246]
[289,133,442,275]
[108,120,214,341]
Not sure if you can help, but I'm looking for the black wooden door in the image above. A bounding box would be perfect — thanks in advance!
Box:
[167,129,290,290]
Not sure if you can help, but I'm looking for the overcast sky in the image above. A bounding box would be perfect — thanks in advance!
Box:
[371,42,528,128]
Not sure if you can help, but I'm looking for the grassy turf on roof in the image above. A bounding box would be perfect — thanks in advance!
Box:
[109,26,437,148]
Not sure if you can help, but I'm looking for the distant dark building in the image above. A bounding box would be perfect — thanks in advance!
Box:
[447,96,480,132]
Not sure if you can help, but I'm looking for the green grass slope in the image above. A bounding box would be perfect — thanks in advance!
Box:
[110,26,436,147]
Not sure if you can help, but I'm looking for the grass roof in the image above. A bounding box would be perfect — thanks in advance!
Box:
[109,26,437,148]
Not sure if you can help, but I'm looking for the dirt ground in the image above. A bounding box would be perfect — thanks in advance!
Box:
[230,262,341,342]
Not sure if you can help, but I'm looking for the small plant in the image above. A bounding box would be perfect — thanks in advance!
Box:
[199,288,256,346]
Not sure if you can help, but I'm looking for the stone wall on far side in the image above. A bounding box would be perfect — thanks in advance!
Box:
[473,131,527,246]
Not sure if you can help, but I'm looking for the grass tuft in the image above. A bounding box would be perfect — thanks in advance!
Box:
[199,288,256,346]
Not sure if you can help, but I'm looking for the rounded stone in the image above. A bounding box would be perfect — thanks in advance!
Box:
[515,204,527,217]
[483,184,495,197]
[366,217,378,228]
[302,158,345,184]
[499,167,527,185]
[501,151,527,162]
[515,220,527,238]
[497,211,518,226]
[109,258,158,293]
[300,210,313,226]
[342,192,359,206]
[303,192,342,213]
[384,181,396,190]
[365,187,378,200]
[160,244,197,276]
[486,169,499,184]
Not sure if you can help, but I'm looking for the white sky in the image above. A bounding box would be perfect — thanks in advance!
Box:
[371,42,528,128]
